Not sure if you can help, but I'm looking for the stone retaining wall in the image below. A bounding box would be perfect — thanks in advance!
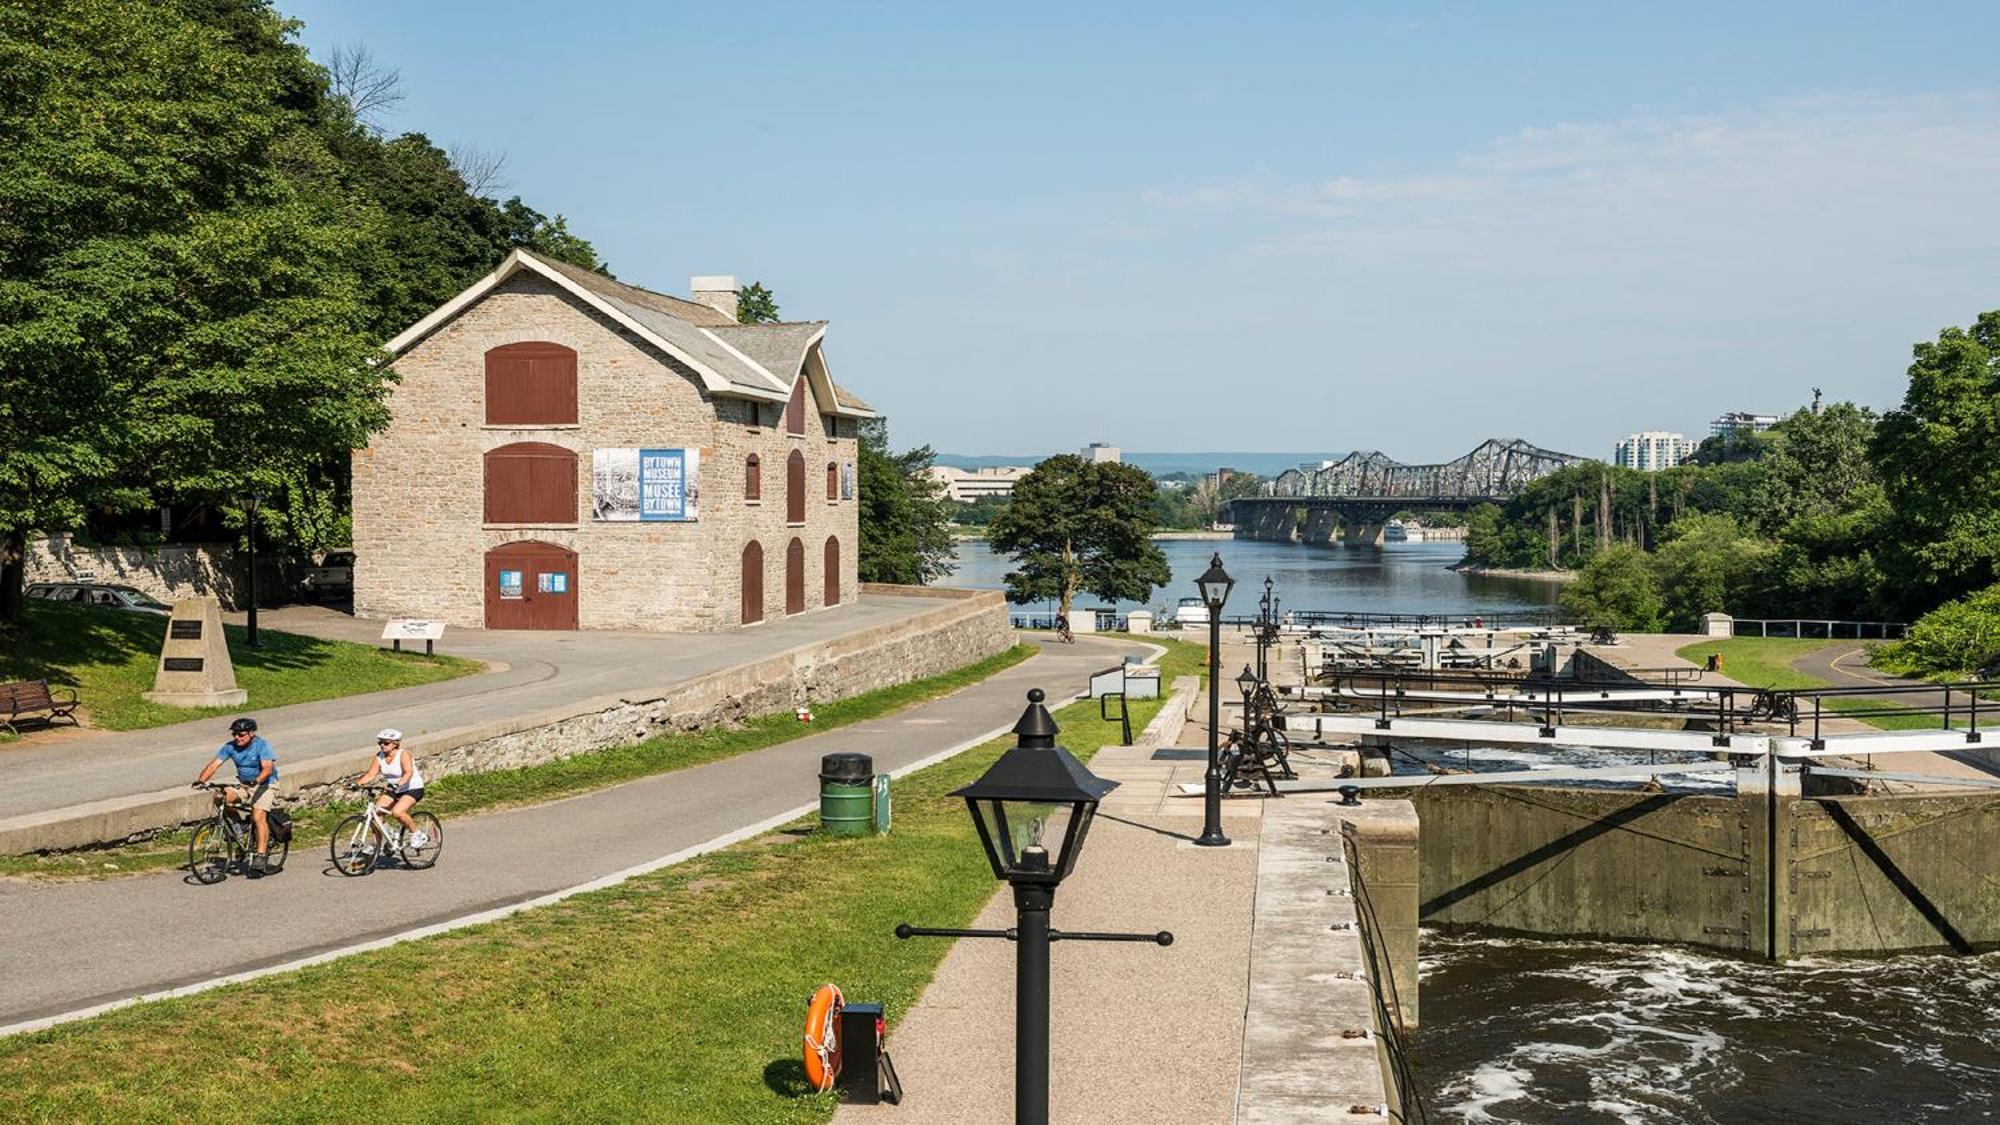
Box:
[26,535,240,607]
[2,587,1014,852]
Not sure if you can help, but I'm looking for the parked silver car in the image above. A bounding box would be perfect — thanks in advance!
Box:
[25,582,174,616]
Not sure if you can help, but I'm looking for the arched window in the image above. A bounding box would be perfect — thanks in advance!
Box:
[787,449,805,524]
[826,461,839,501]
[741,541,764,625]
[485,342,577,425]
[484,443,576,524]
[823,536,840,607]
[785,380,806,435]
[745,453,762,502]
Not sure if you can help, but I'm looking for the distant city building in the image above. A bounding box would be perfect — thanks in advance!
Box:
[1081,442,1121,463]
[923,465,1032,502]
[1613,431,1695,472]
[1710,411,1780,440]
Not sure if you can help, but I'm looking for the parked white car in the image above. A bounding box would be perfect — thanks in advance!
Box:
[25,582,173,616]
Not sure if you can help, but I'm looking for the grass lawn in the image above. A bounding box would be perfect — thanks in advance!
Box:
[0,600,481,732]
[0,637,1205,1122]
[1672,636,1943,731]
[0,643,1040,881]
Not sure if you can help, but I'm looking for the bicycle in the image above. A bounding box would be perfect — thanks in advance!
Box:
[188,782,290,884]
[331,784,444,876]
[1055,618,1075,644]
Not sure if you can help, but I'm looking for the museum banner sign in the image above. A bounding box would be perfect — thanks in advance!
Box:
[592,447,701,521]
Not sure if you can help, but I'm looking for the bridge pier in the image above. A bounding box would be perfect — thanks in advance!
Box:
[1234,502,1296,541]
[1301,508,1338,545]
[1341,522,1386,547]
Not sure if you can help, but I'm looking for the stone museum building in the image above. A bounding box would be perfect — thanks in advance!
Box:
[352,249,872,631]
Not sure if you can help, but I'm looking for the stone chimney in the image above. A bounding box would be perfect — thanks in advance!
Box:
[690,275,739,321]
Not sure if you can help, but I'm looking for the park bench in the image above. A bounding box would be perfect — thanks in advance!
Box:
[1,678,81,734]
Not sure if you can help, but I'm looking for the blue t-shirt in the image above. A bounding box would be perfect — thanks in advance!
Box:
[215,736,278,784]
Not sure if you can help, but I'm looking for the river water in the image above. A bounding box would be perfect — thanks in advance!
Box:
[951,536,2000,1123]
[944,538,1558,619]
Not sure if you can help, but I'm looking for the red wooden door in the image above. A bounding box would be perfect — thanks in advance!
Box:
[823,536,840,607]
[785,538,805,615]
[484,541,579,630]
[741,541,764,625]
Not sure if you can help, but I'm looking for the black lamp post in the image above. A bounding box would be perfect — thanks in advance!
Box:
[897,690,1171,1125]
[240,492,263,649]
[1194,552,1235,847]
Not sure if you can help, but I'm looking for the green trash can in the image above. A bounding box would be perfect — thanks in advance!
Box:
[819,752,874,837]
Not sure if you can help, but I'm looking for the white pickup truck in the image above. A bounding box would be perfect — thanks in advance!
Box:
[301,550,355,600]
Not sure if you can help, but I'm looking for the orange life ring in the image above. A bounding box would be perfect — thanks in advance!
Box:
[803,982,845,1092]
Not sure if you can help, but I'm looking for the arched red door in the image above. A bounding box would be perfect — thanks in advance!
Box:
[785,538,805,615]
[741,541,764,625]
[484,541,578,630]
[823,536,840,607]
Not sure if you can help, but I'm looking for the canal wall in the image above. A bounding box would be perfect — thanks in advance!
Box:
[1239,795,1419,1121]
[1409,783,2000,958]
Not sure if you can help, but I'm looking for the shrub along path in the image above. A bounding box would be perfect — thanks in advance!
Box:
[0,634,1172,1040]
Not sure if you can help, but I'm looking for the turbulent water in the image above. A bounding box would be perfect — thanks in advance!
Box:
[1414,934,2000,1123]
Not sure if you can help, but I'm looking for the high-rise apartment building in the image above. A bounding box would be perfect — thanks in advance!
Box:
[1081,442,1121,463]
[1710,411,1779,440]
[1613,431,1694,471]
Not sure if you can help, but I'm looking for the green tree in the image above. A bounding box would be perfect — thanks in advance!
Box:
[856,418,955,585]
[1748,403,1878,535]
[987,456,1169,618]
[1872,311,2000,612]
[736,282,780,324]
[1875,582,2000,678]
[1650,513,1773,632]
[1558,545,1663,631]
[0,0,392,623]
[496,199,608,274]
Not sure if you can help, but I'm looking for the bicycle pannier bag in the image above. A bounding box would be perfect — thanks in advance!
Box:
[266,808,293,845]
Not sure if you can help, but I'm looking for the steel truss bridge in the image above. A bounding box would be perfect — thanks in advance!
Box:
[1226,438,1588,543]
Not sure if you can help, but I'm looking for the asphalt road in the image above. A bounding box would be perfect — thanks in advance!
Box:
[0,595,945,818]
[0,634,1147,1029]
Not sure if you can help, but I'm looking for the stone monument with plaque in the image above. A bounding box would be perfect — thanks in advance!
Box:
[143,597,248,708]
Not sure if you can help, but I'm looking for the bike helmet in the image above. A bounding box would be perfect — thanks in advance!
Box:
[229,717,258,733]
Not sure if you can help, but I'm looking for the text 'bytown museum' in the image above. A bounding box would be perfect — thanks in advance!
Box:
[352,249,872,631]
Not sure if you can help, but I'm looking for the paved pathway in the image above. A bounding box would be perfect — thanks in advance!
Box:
[0,596,943,819]
[0,634,1147,1030]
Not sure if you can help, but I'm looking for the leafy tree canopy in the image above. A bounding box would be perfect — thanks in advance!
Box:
[1747,402,1878,536]
[736,282,780,324]
[987,456,1169,617]
[1872,310,2000,608]
[856,418,955,586]
[1558,545,1663,632]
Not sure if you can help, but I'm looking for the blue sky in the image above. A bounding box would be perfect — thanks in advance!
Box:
[285,2,2000,461]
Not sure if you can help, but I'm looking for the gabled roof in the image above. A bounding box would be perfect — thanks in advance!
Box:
[709,321,825,382]
[382,249,873,416]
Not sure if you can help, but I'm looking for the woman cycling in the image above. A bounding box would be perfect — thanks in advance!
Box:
[353,728,429,849]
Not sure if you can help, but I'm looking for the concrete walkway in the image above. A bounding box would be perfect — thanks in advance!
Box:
[0,634,1147,1030]
[0,595,944,820]
[837,644,1392,1124]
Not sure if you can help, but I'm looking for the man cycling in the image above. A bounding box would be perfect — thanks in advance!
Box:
[352,728,429,850]
[193,717,279,874]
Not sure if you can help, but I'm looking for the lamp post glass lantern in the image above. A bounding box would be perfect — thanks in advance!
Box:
[915,688,1162,1125]
[1195,551,1233,847]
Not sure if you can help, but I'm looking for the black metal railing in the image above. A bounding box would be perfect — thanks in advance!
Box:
[1770,680,2000,748]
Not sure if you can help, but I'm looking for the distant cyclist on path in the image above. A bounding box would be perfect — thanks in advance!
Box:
[192,717,279,874]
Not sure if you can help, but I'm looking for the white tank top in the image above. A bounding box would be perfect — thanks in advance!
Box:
[375,748,425,793]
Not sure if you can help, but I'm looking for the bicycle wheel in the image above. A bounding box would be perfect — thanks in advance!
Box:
[399,812,443,870]
[330,814,381,877]
[189,822,230,884]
